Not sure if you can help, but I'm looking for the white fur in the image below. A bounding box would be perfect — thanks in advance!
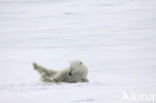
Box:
[33,60,88,83]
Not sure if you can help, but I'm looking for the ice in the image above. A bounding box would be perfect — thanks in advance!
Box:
[0,0,156,103]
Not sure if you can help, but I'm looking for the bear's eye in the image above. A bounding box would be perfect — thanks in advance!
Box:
[69,68,74,76]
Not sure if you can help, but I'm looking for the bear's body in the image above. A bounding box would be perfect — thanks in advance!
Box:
[33,60,88,83]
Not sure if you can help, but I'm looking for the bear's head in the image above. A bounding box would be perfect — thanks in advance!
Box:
[68,60,88,76]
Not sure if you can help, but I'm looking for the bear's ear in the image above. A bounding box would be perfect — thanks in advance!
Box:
[68,60,72,64]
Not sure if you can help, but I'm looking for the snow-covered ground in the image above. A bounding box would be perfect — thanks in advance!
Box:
[0,0,156,103]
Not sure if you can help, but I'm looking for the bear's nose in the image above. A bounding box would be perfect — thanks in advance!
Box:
[69,72,72,76]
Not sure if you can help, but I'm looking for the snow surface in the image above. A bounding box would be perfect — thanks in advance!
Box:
[0,0,156,103]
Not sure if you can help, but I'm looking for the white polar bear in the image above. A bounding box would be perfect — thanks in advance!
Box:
[32,60,88,83]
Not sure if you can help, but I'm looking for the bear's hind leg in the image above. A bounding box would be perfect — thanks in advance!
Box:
[33,62,48,75]
[32,62,57,76]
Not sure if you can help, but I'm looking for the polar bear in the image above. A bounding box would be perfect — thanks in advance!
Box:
[32,60,88,83]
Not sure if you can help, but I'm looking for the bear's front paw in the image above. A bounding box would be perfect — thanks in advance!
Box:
[82,78,89,82]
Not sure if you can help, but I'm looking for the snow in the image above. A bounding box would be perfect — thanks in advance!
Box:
[0,0,156,103]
